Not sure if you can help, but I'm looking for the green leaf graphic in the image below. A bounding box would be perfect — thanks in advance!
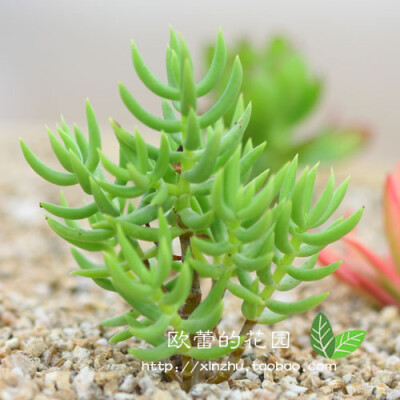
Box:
[310,312,335,358]
[331,330,366,359]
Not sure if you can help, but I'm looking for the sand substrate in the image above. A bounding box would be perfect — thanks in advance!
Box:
[0,130,399,399]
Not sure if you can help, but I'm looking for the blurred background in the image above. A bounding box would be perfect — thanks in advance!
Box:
[0,0,399,174]
[0,4,399,394]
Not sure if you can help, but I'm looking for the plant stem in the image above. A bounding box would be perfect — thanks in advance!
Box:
[179,234,202,391]
[207,319,256,384]
[164,368,183,385]
[179,235,201,319]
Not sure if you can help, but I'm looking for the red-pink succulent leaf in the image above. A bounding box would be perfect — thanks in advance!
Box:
[318,247,340,265]
[386,256,399,273]
[343,245,378,279]
[333,263,362,289]
[343,236,400,287]
[355,271,400,307]
[335,260,399,307]
[384,173,400,271]
[319,249,360,288]
[336,267,383,306]
[319,248,398,307]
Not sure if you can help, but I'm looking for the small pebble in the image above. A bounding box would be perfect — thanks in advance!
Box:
[1,311,17,326]
[5,338,20,350]
[120,375,136,392]
[25,339,47,357]
[74,366,102,400]
[114,394,136,400]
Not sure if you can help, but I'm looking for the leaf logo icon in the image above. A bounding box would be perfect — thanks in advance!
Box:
[310,313,366,359]
[310,312,335,358]
[332,330,366,359]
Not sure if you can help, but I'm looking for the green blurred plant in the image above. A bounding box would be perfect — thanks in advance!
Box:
[205,37,368,172]
[20,29,363,389]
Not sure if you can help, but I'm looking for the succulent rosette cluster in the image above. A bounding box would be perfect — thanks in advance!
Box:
[21,29,362,388]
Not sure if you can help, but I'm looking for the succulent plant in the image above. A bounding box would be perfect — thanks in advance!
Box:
[319,165,400,308]
[205,37,368,173]
[20,28,363,389]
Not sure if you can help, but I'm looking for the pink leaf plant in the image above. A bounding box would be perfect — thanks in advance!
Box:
[319,165,400,308]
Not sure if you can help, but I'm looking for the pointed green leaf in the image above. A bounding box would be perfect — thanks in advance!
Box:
[310,312,335,358]
[331,330,366,359]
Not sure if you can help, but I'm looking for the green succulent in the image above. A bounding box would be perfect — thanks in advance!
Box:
[20,28,363,389]
[205,37,368,173]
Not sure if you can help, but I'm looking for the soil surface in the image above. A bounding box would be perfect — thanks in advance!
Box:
[0,129,399,399]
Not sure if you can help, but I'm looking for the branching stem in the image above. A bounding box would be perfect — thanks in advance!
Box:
[178,234,202,391]
[207,319,256,384]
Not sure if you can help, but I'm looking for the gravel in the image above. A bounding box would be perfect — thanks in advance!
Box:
[1,134,399,399]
